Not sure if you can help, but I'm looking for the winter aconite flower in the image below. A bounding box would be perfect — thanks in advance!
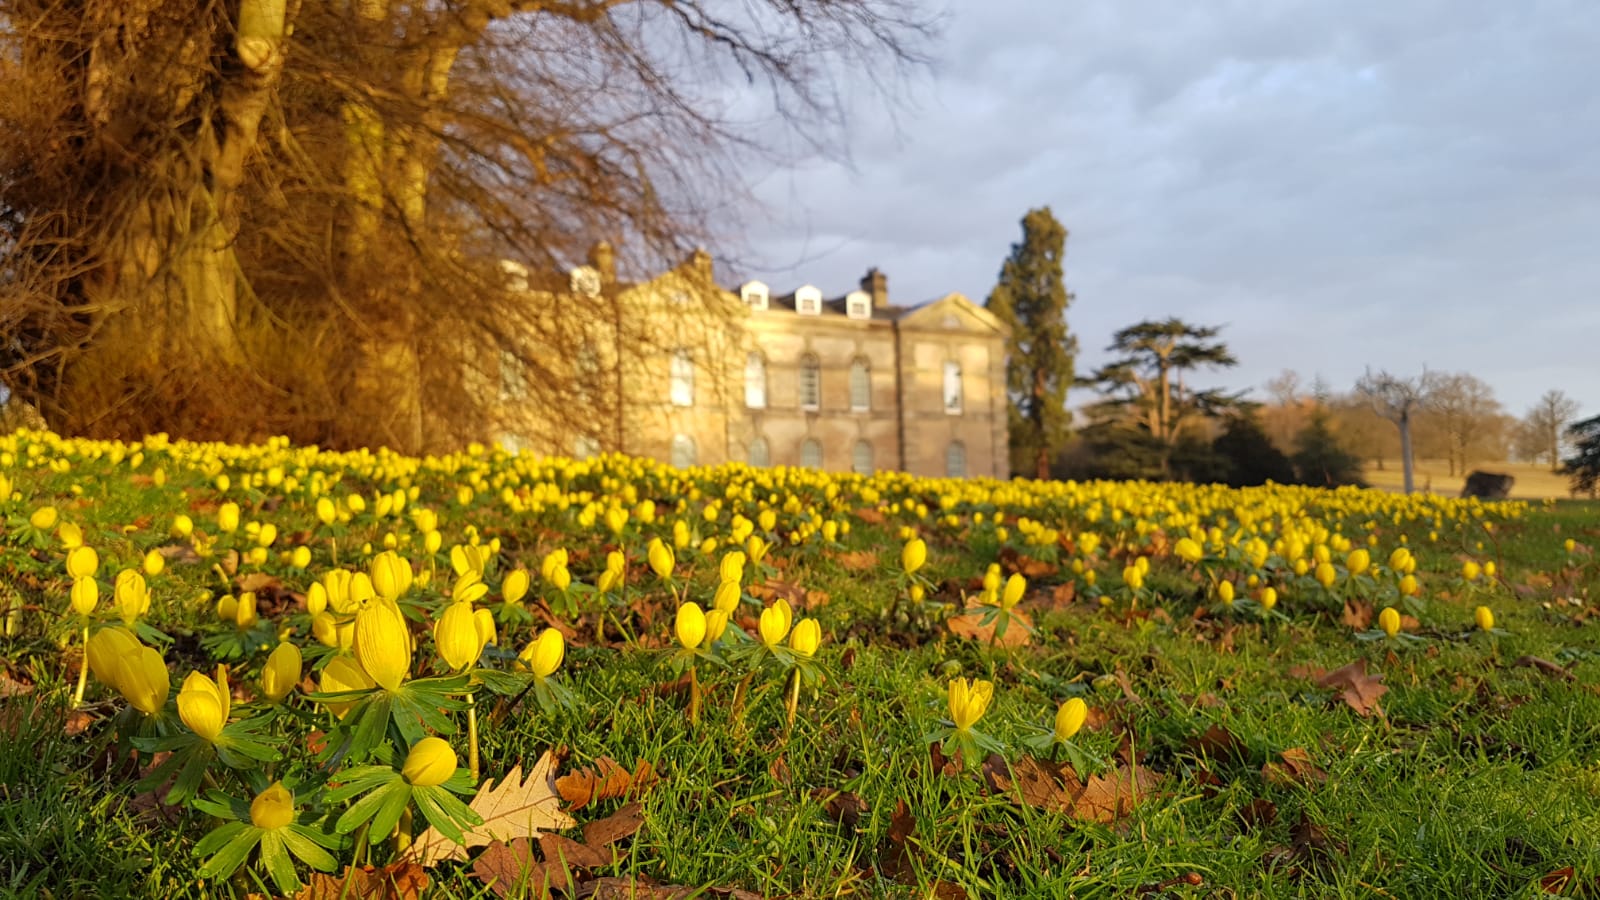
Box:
[948,677,993,733]
[1346,549,1370,577]
[789,618,821,657]
[1475,606,1495,632]
[70,578,99,617]
[261,642,302,703]
[1379,606,1401,638]
[319,656,375,719]
[353,597,412,690]
[901,537,926,575]
[759,598,793,647]
[1000,573,1026,610]
[434,601,485,671]
[675,602,707,650]
[648,537,675,581]
[1173,538,1203,564]
[1462,561,1481,582]
[518,628,564,678]
[1054,697,1088,743]
[250,782,296,830]
[66,545,99,580]
[178,666,231,743]
[401,737,458,787]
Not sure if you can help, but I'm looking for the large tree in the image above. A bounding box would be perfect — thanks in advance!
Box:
[986,207,1077,479]
[1523,389,1582,472]
[1562,414,1600,498]
[1355,368,1430,493]
[0,0,927,452]
[1423,371,1502,476]
[1083,318,1239,480]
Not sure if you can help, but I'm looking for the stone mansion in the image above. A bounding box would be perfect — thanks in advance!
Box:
[491,246,1010,480]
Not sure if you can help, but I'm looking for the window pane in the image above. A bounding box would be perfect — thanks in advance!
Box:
[671,434,697,467]
[852,440,873,475]
[800,438,822,468]
[748,436,770,467]
[800,355,821,410]
[946,442,966,478]
[745,353,767,409]
[671,349,694,407]
[849,359,870,411]
[943,361,963,414]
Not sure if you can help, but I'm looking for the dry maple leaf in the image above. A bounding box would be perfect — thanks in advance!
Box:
[830,550,880,571]
[556,757,659,811]
[1261,748,1327,788]
[1339,599,1373,631]
[410,752,577,867]
[1313,660,1388,718]
[293,862,430,900]
[471,838,571,900]
[946,601,1033,648]
[984,755,1158,825]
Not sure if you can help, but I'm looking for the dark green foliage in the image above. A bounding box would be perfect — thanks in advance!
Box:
[1293,409,1367,487]
[1561,413,1600,497]
[1212,412,1298,486]
[986,208,1077,480]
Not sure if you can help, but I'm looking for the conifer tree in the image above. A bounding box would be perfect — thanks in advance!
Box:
[986,208,1077,479]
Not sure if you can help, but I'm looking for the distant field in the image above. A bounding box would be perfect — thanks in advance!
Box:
[1360,458,1573,499]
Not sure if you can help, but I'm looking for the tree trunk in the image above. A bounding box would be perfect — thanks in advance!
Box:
[1400,415,1415,494]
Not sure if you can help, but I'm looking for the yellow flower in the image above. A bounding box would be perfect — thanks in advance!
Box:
[1173,538,1203,564]
[712,580,740,614]
[1565,538,1577,553]
[703,608,730,644]
[948,677,993,733]
[1399,574,1419,596]
[1462,561,1481,582]
[1484,561,1496,578]
[474,608,497,649]
[901,538,926,575]
[450,543,486,579]
[116,644,170,716]
[719,551,746,585]
[1378,606,1401,637]
[1260,587,1277,610]
[1054,697,1088,743]
[1314,562,1337,589]
[142,548,166,576]
[1346,549,1370,577]
[453,572,489,605]
[758,598,792,647]
[70,577,99,617]
[66,546,99,580]
[401,737,458,787]
[233,591,259,630]
[369,551,412,602]
[1122,565,1144,591]
[178,666,231,743]
[261,642,302,703]
[1387,548,1412,571]
[218,502,240,534]
[519,628,565,678]
[353,598,412,690]
[675,602,706,650]
[316,496,338,525]
[86,626,141,691]
[319,655,374,718]
[171,514,194,538]
[58,521,83,550]
[114,569,150,625]
[1001,573,1026,610]
[1474,606,1494,632]
[1216,581,1235,605]
[502,569,530,605]
[789,618,821,657]
[250,782,296,830]
[434,601,485,671]
[648,537,675,580]
[29,506,58,530]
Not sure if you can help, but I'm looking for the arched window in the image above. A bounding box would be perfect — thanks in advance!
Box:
[800,438,823,469]
[745,352,767,409]
[852,440,873,475]
[946,441,967,478]
[671,434,697,468]
[943,360,963,414]
[670,349,694,407]
[799,353,821,411]
[748,436,770,467]
[849,357,871,412]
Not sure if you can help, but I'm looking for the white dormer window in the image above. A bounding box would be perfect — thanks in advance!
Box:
[570,265,601,297]
[741,280,769,311]
[846,290,871,320]
[795,285,822,315]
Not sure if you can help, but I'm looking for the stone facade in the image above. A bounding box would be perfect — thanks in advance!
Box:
[491,250,1010,480]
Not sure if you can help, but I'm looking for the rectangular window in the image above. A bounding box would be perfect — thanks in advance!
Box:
[799,356,821,411]
[670,350,694,407]
[943,361,963,415]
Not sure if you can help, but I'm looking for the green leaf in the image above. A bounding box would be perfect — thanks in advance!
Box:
[194,821,250,858]
[196,825,262,881]
[280,827,340,872]
[409,786,465,844]
[323,766,398,806]
[259,831,302,895]
[368,782,414,844]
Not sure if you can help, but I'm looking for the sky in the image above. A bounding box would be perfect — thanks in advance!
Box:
[723,0,1600,419]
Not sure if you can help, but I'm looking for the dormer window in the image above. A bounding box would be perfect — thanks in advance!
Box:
[846,290,871,320]
[570,265,601,297]
[795,285,822,315]
[741,280,769,311]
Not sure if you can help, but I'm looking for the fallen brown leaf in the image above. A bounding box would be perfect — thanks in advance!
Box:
[1187,724,1247,763]
[540,832,612,869]
[811,787,868,832]
[1236,797,1277,831]
[575,877,764,899]
[999,546,1058,578]
[876,798,919,883]
[1261,748,1327,788]
[946,601,1033,648]
[295,862,430,900]
[471,838,568,900]
[1339,599,1372,631]
[1314,660,1388,717]
[983,755,1159,825]
[581,801,644,849]
[830,550,879,572]
[410,753,577,867]
[556,757,659,812]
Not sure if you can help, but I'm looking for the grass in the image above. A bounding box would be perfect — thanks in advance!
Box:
[1362,458,1575,500]
[0,433,1597,898]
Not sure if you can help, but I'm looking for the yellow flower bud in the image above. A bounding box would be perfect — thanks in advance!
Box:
[648,538,675,580]
[1399,574,1419,596]
[29,506,58,530]
[1379,606,1401,637]
[1462,561,1481,582]
[116,644,170,716]
[789,618,821,657]
[142,548,166,576]
[435,601,485,671]
[1260,587,1277,610]
[1054,697,1088,743]
[369,551,412,602]
[262,642,301,703]
[519,628,565,678]
[1346,549,1370,577]
[251,782,296,830]
[1123,565,1144,591]
[218,502,240,534]
[1314,562,1337,589]
[1173,538,1203,564]
[178,666,231,743]
[703,608,730,644]
[901,538,926,575]
[1001,573,1027,610]
[502,569,530,605]
[354,598,412,690]
[401,737,458,787]
[234,591,258,630]
[759,598,792,647]
[1484,561,1496,578]
[1217,581,1235,605]
[58,521,83,550]
[70,577,99,617]
[1475,606,1494,632]
[719,551,746,585]
[66,546,99,580]
[319,655,374,718]
[86,626,141,692]
[1387,548,1411,571]
[675,602,707,650]
[948,677,993,733]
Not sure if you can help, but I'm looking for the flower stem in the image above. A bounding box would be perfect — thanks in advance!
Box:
[392,807,412,857]
[784,668,801,736]
[687,663,701,728]
[72,625,89,707]
[467,691,481,783]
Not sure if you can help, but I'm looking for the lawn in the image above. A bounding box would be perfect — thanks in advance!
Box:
[1,429,1597,899]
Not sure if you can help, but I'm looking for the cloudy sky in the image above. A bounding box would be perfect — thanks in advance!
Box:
[725,0,1600,418]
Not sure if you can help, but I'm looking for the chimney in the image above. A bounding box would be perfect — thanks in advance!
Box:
[587,240,615,286]
[862,268,889,309]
